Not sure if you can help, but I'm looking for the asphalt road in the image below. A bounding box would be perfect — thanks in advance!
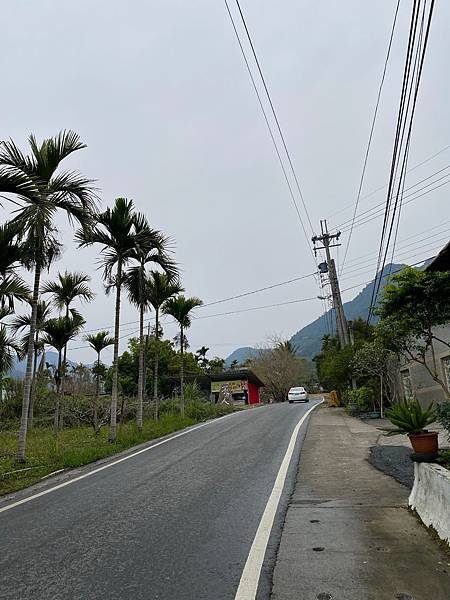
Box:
[0,401,320,600]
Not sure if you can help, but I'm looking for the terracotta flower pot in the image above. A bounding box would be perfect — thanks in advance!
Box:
[408,431,438,455]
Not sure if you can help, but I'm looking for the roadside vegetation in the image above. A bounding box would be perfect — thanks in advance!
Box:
[315,267,450,426]
[0,400,234,496]
[0,130,237,479]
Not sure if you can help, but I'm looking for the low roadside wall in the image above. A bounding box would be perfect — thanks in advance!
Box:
[409,462,450,545]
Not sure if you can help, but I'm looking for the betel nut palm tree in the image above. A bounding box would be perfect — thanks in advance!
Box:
[11,299,52,428]
[163,295,202,417]
[77,197,152,441]
[0,221,30,311]
[42,271,94,417]
[124,215,177,429]
[85,330,114,433]
[41,312,86,432]
[146,271,183,420]
[0,131,96,460]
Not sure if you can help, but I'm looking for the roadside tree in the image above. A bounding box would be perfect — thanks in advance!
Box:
[0,130,96,460]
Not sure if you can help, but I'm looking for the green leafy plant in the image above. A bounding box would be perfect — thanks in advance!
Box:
[381,399,436,436]
[436,402,450,441]
[344,386,374,415]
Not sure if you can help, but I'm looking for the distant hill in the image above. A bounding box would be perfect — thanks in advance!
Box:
[11,351,78,379]
[225,346,259,367]
[225,262,407,364]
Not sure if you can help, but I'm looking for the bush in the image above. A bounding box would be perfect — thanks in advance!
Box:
[343,386,374,415]
[436,402,450,441]
[185,400,234,421]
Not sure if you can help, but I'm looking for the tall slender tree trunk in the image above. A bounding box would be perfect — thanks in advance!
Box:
[94,353,100,433]
[110,260,122,442]
[17,263,41,462]
[59,306,69,430]
[180,324,185,418]
[28,332,39,430]
[54,350,62,434]
[137,302,144,430]
[153,307,160,420]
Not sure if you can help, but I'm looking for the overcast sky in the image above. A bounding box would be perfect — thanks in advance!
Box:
[1,1,449,364]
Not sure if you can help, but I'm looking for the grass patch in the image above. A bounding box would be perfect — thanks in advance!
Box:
[0,404,234,496]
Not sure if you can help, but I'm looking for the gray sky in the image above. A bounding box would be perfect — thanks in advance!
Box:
[2,1,450,364]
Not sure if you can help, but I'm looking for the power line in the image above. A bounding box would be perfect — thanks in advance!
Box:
[340,178,450,234]
[336,164,450,230]
[369,0,435,322]
[328,143,450,221]
[222,0,313,256]
[231,0,314,236]
[340,0,401,275]
[342,220,450,268]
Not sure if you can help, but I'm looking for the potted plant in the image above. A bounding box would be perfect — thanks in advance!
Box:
[381,399,438,456]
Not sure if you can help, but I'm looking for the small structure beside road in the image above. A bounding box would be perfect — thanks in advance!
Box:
[210,369,264,406]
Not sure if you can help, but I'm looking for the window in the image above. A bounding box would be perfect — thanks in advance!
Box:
[442,356,450,391]
[401,369,413,401]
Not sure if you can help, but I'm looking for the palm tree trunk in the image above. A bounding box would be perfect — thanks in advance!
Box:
[110,260,122,442]
[180,324,185,418]
[59,306,69,430]
[94,353,100,433]
[153,307,160,420]
[28,336,39,430]
[136,302,144,430]
[54,350,62,434]
[17,263,41,462]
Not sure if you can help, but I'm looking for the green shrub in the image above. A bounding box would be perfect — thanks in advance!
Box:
[343,386,374,414]
[381,399,436,435]
[185,400,234,421]
[436,402,450,441]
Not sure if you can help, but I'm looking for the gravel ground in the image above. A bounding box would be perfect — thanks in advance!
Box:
[368,445,414,488]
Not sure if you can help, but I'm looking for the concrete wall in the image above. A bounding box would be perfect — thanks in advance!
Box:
[409,462,450,545]
[400,324,450,406]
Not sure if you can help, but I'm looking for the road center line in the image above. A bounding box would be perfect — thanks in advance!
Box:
[0,409,244,514]
[234,400,323,600]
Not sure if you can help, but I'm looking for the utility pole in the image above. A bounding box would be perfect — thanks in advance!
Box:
[312,220,350,347]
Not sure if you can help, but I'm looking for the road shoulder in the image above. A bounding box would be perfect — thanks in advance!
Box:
[270,406,450,600]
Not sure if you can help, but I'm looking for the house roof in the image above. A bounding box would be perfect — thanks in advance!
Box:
[209,369,265,388]
[425,240,450,272]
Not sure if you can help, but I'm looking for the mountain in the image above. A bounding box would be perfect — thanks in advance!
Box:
[225,262,407,364]
[225,346,259,367]
[11,351,78,379]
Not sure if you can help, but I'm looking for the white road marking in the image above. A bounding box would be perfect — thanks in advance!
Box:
[234,399,323,600]
[0,409,244,514]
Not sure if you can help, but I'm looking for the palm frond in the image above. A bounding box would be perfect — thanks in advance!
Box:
[84,330,114,354]
[162,295,203,329]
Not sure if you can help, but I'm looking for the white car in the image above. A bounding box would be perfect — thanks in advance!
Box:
[288,387,309,403]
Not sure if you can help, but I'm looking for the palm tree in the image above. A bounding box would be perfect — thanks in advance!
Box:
[0,131,96,460]
[146,272,183,419]
[124,214,176,429]
[0,222,30,310]
[42,271,94,409]
[42,313,85,432]
[162,295,203,417]
[11,300,52,428]
[85,331,114,432]
[77,197,150,441]
[0,325,20,403]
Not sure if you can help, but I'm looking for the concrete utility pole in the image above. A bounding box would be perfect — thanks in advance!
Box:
[312,220,350,347]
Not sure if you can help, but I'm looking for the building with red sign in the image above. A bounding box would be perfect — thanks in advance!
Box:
[210,369,264,405]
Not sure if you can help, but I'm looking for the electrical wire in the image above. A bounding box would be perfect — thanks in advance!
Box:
[340,0,401,275]
[222,0,313,257]
[328,143,450,221]
[368,0,435,322]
